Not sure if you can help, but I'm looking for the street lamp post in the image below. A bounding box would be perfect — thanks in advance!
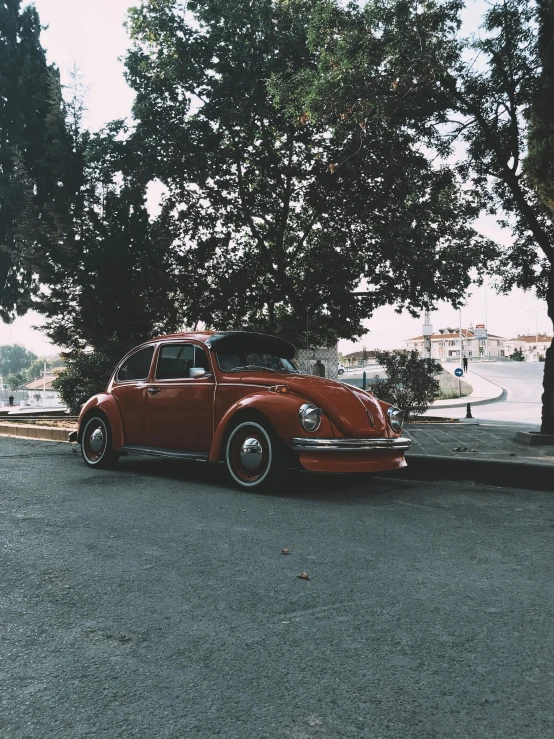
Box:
[526,309,547,361]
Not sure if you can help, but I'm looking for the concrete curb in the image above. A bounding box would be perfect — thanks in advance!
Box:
[380,453,554,492]
[0,423,72,443]
[433,387,507,409]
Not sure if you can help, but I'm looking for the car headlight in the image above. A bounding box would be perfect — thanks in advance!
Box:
[388,407,405,432]
[298,403,322,432]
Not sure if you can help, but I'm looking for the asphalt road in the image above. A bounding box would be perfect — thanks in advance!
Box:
[429,363,544,426]
[471,362,543,422]
[2,438,554,739]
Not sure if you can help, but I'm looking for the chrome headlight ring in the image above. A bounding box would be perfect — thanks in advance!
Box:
[298,403,322,433]
[388,406,405,432]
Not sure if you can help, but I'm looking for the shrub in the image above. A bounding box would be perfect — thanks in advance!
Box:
[53,350,121,414]
[510,348,525,361]
[373,349,442,418]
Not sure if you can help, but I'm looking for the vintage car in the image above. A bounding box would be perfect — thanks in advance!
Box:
[75,331,411,489]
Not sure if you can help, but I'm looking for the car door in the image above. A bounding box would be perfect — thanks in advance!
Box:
[145,342,215,452]
[110,345,156,446]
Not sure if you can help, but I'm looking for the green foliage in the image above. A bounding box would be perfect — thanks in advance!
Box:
[5,372,24,390]
[0,344,37,375]
[527,0,554,213]
[36,115,186,352]
[52,349,120,414]
[373,349,442,418]
[124,0,492,346]
[510,348,526,362]
[22,356,64,383]
[276,0,554,430]
[0,0,79,321]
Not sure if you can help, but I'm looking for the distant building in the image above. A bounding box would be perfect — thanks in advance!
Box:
[341,350,376,366]
[405,326,507,359]
[17,368,63,407]
[505,334,552,362]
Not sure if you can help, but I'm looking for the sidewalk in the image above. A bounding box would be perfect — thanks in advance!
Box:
[393,421,554,492]
[405,422,553,463]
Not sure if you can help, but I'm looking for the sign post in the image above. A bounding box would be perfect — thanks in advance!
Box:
[454,367,464,398]
[474,324,488,360]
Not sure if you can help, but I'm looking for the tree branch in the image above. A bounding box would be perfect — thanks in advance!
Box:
[439,74,554,264]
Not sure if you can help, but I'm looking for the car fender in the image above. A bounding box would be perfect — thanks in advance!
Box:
[78,394,125,450]
[209,390,334,462]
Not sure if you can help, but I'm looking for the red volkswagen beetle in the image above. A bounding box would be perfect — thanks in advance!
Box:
[76,331,411,489]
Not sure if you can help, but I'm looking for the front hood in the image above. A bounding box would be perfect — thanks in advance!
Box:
[239,373,389,437]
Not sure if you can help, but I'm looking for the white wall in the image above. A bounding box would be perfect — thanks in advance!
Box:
[296,346,339,381]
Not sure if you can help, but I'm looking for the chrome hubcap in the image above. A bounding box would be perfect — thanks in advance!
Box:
[240,437,263,470]
[89,428,104,453]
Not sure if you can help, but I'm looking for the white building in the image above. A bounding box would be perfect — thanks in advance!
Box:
[405,326,507,360]
[505,334,552,362]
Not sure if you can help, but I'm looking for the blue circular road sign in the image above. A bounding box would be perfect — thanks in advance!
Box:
[454,367,464,377]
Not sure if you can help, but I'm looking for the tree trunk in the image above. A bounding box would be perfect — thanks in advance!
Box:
[541,267,554,433]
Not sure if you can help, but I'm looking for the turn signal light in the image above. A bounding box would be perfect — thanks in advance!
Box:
[269,384,289,394]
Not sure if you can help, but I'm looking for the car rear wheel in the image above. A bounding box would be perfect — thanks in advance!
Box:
[81,414,120,469]
[225,420,281,490]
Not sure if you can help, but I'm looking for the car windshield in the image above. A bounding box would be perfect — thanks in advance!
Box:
[217,350,299,374]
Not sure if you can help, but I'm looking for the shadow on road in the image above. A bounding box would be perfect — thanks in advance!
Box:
[104,453,416,502]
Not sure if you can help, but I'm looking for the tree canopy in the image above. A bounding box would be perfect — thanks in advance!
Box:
[37,126,185,357]
[0,344,37,376]
[0,0,80,321]
[125,0,493,346]
[275,0,554,430]
[527,0,554,213]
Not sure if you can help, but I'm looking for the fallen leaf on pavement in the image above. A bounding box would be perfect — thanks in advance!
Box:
[297,572,310,581]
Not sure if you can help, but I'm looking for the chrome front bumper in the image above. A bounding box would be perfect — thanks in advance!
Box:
[292,437,412,452]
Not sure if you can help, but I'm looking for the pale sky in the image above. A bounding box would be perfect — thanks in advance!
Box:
[2,0,548,357]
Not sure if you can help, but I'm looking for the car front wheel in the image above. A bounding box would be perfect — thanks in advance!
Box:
[225,420,280,490]
[81,414,120,469]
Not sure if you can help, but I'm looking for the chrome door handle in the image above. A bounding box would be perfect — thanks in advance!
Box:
[147,387,161,395]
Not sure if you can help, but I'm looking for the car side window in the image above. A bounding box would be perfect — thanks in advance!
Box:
[117,346,155,383]
[155,344,211,380]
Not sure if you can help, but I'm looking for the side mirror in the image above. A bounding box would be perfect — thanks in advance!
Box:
[189,368,209,379]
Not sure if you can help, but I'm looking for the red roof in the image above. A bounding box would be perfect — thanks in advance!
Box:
[22,377,56,391]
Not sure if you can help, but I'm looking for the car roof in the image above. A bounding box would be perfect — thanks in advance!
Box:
[150,331,216,343]
[149,331,296,358]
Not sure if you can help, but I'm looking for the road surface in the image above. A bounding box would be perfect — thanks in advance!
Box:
[431,362,544,426]
[1,437,553,739]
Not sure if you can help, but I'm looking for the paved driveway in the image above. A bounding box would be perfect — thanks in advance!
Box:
[1,438,553,738]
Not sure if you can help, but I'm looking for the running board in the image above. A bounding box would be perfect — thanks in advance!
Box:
[120,445,209,462]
